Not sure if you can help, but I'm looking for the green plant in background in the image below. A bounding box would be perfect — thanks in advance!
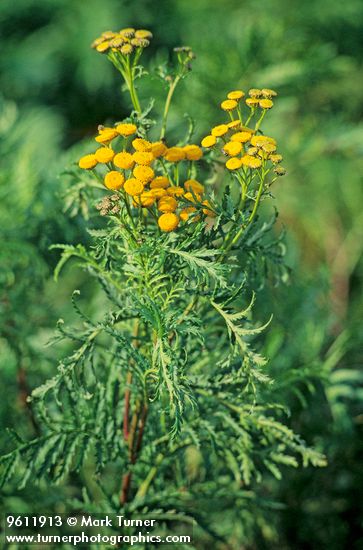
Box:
[0,27,326,547]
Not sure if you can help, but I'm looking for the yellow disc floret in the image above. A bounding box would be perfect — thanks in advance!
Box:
[133,165,155,183]
[113,152,135,170]
[241,155,262,169]
[221,99,238,111]
[158,212,179,232]
[124,178,144,196]
[116,123,137,136]
[95,128,119,144]
[222,141,242,156]
[104,171,125,190]
[226,157,243,170]
[151,141,168,158]
[164,147,186,162]
[150,176,170,189]
[132,138,152,152]
[158,196,178,213]
[211,124,229,137]
[79,154,98,169]
[231,131,253,143]
[227,90,245,100]
[201,135,217,148]
[133,151,154,165]
[183,145,203,161]
[95,147,115,163]
[259,99,273,109]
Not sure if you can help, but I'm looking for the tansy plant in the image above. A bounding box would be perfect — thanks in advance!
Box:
[0,28,325,545]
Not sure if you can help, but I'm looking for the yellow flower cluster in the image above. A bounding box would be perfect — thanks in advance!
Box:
[201,88,285,176]
[78,123,214,232]
[91,28,152,55]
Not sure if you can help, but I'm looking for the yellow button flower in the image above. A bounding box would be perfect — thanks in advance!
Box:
[227,120,241,129]
[211,124,229,137]
[120,44,133,55]
[231,131,253,144]
[116,123,137,136]
[226,157,243,170]
[124,178,144,196]
[183,145,203,161]
[150,176,170,189]
[113,152,135,170]
[158,196,178,213]
[133,151,154,165]
[221,99,238,111]
[151,141,168,158]
[259,99,273,109]
[222,141,242,157]
[227,90,245,100]
[250,135,276,147]
[96,41,110,53]
[138,191,155,207]
[184,179,204,194]
[201,135,217,148]
[248,88,262,98]
[104,171,125,190]
[132,138,152,152]
[135,29,153,39]
[95,147,115,163]
[241,155,262,169]
[167,186,185,197]
[270,153,283,164]
[95,128,119,144]
[133,165,155,183]
[158,213,179,232]
[246,98,260,107]
[164,147,186,162]
[261,88,277,98]
[150,188,168,199]
[79,154,98,169]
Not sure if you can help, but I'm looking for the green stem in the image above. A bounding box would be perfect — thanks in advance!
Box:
[160,75,182,139]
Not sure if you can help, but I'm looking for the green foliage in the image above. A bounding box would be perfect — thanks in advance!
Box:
[0,1,362,549]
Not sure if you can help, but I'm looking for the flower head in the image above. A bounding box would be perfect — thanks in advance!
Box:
[158,196,178,213]
[113,152,135,170]
[164,147,185,162]
[133,151,154,165]
[226,157,243,170]
[116,123,137,137]
[95,127,119,144]
[133,165,155,183]
[201,135,217,148]
[95,147,115,163]
[222,141,242,156]
[227,90,245,100]
[150,176,170,189]
[259,99,273,109]
[79,154,98,169]
[104,171,125,190]
[221,99,238,111]
[211,124,229,137]
[124,178,144,196]
[132,138,152,152]
[158,212,179,232]
[183,145,203,161]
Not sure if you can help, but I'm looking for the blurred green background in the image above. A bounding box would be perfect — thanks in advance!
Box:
[1,0,362,548]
